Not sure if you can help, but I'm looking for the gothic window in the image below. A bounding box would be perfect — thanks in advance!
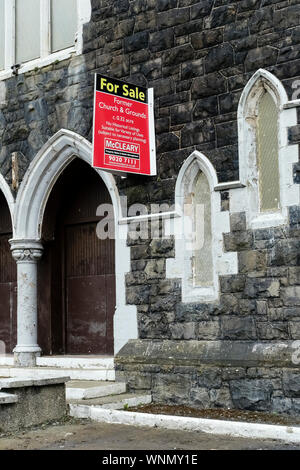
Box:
[257,90,280,213]
[235,69,298,229]
[190,170,214,288]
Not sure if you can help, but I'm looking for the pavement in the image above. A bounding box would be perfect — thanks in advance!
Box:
[0,418,300,450]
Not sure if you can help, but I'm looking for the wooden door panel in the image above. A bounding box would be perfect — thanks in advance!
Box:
[0,284,11,353]
[0,282,16,354]
[66,275,110,354]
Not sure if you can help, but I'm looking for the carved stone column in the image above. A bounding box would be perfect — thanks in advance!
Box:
[10,240,43,367]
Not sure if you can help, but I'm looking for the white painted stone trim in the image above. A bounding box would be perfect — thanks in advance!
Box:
[0,392,18,404]
[66,381,126,401]
[234,68,300,229]
[0,376,70,389]
[13,129,137,356]
[283,99,300,109]
[166,151,238,303]
[69,395,152,414]
[0,0,91,81]
[0,366,116,381]
[0,172,15,224]
[71,407,300,444]
[37,356,114,370]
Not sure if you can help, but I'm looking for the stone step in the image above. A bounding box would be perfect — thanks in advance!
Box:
[69,393,152,418]
[36,356,114,370]
[0,392,18,404]
[0,367,115,381]
[66,380,126,400]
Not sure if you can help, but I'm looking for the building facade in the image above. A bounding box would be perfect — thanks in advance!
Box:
[1,0,300,414]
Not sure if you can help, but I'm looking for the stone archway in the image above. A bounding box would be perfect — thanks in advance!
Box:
[11,129,137,366]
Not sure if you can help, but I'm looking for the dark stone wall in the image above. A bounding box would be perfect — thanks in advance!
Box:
[116,340,300,414]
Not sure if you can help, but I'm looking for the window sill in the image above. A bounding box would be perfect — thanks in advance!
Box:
[0,46,75,82]
[250,211,287,230]
[182,284,218,304]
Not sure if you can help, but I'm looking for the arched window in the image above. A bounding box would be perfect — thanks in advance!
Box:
[234,69,299,229]
[257,90,280,213]
[167,151,238,303]
[190,170,213,288]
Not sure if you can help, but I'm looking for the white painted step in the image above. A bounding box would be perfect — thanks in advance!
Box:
[36,356,114,370]
[0,356,14,366]
[0,367,115,381]
[69,393,152,418]
[66,380,126,400]
[0,392,18,404]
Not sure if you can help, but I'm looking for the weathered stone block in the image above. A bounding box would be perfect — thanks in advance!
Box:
[282,286,300,306]
[224,230,253,252]
[149,29,174,52]
[238,250,267,273]
[197,321,220,340]
[230,212,247,232]
[257,322,289,340]
[190,387,211,408]
[283,371,300,398]
[190,0,214,19]
[153,373,191,403]
[205,43,234,73]
[163,44,194,66]
[170,322,197,340]
[157,7,190,29]
[124,31,149,53]
[289,321,300,339]
[221,316,257,340]
[245,46,279,71]
[230,379,273,411]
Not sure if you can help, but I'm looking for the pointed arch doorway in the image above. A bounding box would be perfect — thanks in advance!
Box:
[0,190,17,353]
[38,158,115,356]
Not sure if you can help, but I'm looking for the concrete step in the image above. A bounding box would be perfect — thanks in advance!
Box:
[0,367,115,381]
[69,392,152,418]
[66,380,126,400]
[0,392,18,404]
[36,356,114,370]
[0,356,14,366]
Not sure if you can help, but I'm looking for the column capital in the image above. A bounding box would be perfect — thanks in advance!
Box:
[9,239,43,263]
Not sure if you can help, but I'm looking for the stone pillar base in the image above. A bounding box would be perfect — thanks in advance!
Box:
[13,346,41,367]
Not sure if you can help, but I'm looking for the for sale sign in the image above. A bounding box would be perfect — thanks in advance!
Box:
[92,74,156,176]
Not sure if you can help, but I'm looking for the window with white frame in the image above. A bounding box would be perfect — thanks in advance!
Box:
[166,151,238,303]
[235,69,299,229]
[0,0,91,77]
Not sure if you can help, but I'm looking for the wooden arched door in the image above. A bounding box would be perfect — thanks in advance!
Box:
[38,159,115,355]
[0,191,17,353]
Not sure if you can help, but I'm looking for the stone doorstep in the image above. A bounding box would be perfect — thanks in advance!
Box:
[0,392,18,404]
[69,393,152,417]
[69,407,300,445]
[66,380,127,400]
[36,356,114,370]
[0,376,70,390]
[0,356,115,370]
[0,367,115,381]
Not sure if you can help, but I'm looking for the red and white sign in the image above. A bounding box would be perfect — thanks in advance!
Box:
[92,74,156,176]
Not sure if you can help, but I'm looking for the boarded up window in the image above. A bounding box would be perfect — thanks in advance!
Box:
[257,91,280,212]
[192,171,213,287]
[0,0,4,70]
[15,0,40,63]
[51,0,77,52]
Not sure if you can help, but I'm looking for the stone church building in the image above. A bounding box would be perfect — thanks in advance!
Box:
[1,0,300,414]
